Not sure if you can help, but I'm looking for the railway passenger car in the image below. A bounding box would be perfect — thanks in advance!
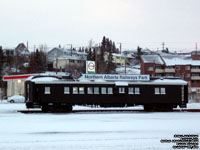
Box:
[25,75,188,112]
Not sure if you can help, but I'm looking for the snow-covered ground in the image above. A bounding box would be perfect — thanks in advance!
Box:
[0,102,199,150]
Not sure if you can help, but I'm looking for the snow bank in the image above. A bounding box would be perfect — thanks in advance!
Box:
[0,103,200,150]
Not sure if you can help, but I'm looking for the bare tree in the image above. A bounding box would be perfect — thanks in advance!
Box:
[39,43,48,52]
[64,63,85,73]
[38,44,48,71]
[88,39,95,49]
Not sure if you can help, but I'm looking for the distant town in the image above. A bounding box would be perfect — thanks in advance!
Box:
[0,36,200,102]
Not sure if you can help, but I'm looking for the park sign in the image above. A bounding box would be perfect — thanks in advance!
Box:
[86,61,95,74]
[79,74,150,81]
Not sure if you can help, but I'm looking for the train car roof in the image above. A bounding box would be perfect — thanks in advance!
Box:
[30,76,188,86]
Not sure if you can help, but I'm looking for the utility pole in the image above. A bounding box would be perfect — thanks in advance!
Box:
[70,44,73,56]
[119,43,122,54]
[117,42,126,74]
[196,42,198,52]
[67,44,73,56]
[161,42,165,51]
[27,41,29,50]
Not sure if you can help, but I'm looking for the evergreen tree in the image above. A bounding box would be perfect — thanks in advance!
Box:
[96,36,117,73]
[85,48,89,53]
[166,48,169,53]
[98,36,106,73]
[106,46,116,73]
[27,52,37,73]
[112,42,118,53]
[38,49,47,72]
[137,46,142,59]
[87,48,94,61]
[27,49,47,73]
[82,47,85,52]
[78,47,82,52]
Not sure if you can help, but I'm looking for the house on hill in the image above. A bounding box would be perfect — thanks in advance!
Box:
[47,47,87,71]
[15,43,30,56]
[104,53,135,66]
[3,43,30,57]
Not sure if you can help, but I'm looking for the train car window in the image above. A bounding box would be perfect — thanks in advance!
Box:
[73,87,78,94]
[160,88,166,94]
[119,87,125,94]
[64,87,70,94]
[108,87,113,94]
[128,87,134,94]
[79,87,84,94]
[88,87,93,94]
[135,87,140,94]
[155,88,160,94]
[94,87,99,94]
[101,87,107,94]
[45,87,51,94]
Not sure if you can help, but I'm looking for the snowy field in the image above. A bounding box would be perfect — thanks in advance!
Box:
[0,102,199,150]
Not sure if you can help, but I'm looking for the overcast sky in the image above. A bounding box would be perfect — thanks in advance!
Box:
[0,0,200,51]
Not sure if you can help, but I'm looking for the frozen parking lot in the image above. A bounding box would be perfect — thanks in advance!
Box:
[0,103,199,150]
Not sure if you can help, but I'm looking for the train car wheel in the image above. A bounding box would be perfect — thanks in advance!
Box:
[144,105,153,111]
[42,105,48,112]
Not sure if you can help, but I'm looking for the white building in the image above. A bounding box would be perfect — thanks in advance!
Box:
[47,47,87,63]
[3,74,33,97]
[53,55,86,70]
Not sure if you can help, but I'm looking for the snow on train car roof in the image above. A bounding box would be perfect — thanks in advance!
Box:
[32,77,187,85]
[115,82,129,86]
[31,77,60,82]
[150,79,187,85]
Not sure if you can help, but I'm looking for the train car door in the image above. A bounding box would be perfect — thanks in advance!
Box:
[115,82,128,103]
[115,82,128,93]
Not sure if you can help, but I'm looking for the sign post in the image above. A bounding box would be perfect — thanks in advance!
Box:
[86,61,95,74]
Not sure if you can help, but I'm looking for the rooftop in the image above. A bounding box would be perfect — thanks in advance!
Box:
[141,55,164,65]
[161,54,200,66]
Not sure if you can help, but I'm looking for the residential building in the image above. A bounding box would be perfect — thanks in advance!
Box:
[141,53,200,87]
[3,48,15,57]
[47,47,87,70]
[3,43,30,57]
[104,53,135,66]
[140,55,165,76]
[140,52,200,101]
[15,43,30,56]
[48,47,87,63]
[123,48,154,56]
[53,55,86,71]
